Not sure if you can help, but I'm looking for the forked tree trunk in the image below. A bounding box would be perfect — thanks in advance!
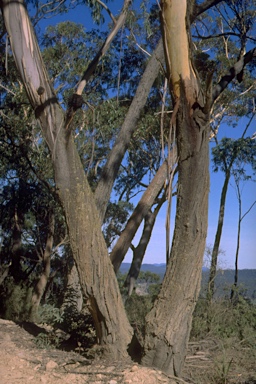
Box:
[1,0,133,358]
[125,195,166,296]
[110,160,169,272]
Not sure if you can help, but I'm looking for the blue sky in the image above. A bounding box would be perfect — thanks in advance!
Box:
[124,121,256,269]
[35,1,256,269]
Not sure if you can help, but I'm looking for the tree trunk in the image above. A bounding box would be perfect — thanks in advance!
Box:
[125,200,164,296]
[110,160,168,272]
[142,1,210,375]
[29,212,54,322]
[9,208,23,282]
[230,181,242,301]
[207,170,231,301]
[53,136,133,357]
[142,86,210,376]
[1,0,133,358]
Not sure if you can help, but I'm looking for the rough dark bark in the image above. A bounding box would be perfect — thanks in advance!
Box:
[110,160,168,272]
[53,135,133,357]
[142,83,210,376]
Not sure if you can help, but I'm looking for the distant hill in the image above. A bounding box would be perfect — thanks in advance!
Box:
[120,263,166,279]
[201,269,256,299]
[120,263,256,300]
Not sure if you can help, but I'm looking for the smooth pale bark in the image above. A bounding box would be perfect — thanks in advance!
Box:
[161,0,198,100]
[110,160,169,272]
[1,0,132,358]
[29,213,54,322]
[94,40,165,222]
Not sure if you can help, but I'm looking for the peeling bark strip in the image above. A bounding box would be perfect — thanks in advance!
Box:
[0,0,61,149]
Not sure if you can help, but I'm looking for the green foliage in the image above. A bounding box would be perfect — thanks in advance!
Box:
[0,277,33,321]
[125,293,153,345]
[213,350,233,384]
[38,304,63,325]
[191,296,256,347]
[137,270,160,284]
[60,305,96,351]
[212,137,256,174]
[103,200,134,248]
[34,331,61,349]
[118,270,161,344]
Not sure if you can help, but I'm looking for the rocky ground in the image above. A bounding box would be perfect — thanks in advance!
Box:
[0,318,255,384]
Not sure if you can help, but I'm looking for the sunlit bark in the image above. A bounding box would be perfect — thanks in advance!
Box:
[142,0,209,375]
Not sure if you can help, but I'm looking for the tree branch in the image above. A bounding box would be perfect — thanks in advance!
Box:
[65,0,131,131]
[192,0,225,22]
[95,0,116,24]
[212,47,256,102]
[94,39,165,222]
[76,0,131,96]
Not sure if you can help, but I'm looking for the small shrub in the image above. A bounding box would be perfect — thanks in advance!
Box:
[0,277,33,321]
[38,304,63,325]
[60,305,96,350]
[34,332,61,349]
[125,293,154,345]
[191,296,256,346]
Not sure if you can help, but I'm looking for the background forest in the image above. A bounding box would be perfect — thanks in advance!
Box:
[0,0,256,382]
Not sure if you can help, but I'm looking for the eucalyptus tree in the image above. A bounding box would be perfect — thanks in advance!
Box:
[1,0,256,378]
[230,143,256,301]
[142,0,256,374]
[207,130,256,302]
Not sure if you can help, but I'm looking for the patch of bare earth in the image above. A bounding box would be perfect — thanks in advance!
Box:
[0,319,255,384]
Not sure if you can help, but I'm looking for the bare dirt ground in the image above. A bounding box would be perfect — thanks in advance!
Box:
[0,318,255,384]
